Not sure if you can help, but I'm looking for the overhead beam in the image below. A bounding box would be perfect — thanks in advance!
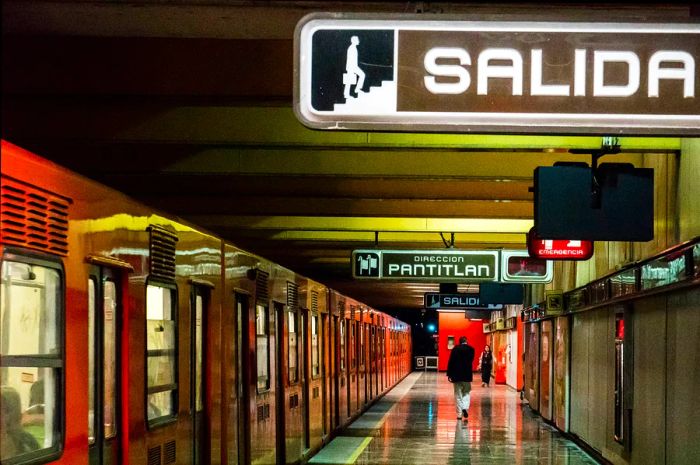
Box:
[191,216,533,233]
[151,196,533,218]
[3,2,692,39]
[100,174,535,200]
[214,230,527,244]
[2,101,681,151]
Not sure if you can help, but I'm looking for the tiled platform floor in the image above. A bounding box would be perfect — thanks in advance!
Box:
[310,371,599,465]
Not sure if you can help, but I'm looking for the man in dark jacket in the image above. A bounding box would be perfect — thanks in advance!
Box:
[447,336,475,420]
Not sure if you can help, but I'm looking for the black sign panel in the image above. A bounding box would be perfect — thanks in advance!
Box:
[480,283,524,305]
[424,293,503,310]
[465,310,492,320]
[534,164,654,241]
[352,249,499,282]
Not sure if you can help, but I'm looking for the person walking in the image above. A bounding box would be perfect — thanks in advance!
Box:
[343,36,366,99]
[478,345,494,387]
[447,336,475,420]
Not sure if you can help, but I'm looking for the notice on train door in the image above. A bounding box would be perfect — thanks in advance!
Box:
[294,14,700,135]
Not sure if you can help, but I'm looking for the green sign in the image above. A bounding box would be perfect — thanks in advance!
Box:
[352,249,498,282]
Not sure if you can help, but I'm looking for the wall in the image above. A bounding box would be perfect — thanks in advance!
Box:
[437,312,487,372]
[566,286,700,465]
[666,287,700,464]
[678,138,700,242]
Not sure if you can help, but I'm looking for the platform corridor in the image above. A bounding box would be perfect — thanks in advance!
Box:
[311,371,599,465]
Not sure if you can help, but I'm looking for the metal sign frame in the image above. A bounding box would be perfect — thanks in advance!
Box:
[500,250,553,283]
[294,13,700,135]
[352,249,499,282]
[424,292,504,310]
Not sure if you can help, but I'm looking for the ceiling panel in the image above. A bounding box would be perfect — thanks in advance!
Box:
[2,0,687,313]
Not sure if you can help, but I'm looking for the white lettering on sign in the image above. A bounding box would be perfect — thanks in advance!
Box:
[531,50,570,96]
[386,263,491,277]
[538,248,585,256]
[413,255,466,263]
[648,51,695,98]
[477,48,523,95]
[593,51,640,97]
[424,48,696,98]
[424,47,471,94]
[444,296,480,306]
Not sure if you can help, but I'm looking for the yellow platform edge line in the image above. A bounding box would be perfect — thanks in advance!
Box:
[345,436,373,464]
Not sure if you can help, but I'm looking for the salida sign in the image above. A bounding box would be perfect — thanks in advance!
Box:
[424,293,503,310]
[295,15,699,134]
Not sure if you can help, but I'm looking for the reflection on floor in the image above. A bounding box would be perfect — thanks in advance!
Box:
[310,371,599,465]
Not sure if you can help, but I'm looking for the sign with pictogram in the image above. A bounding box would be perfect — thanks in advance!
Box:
[527,228,594,260]
[545,289,564,315]
[352,249,498,282]
[295,14,700,135]
[424,293,503,310]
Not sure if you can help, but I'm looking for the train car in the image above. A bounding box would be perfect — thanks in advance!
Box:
[0,139,412,465]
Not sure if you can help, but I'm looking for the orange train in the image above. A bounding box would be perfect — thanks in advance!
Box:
[0,140,412,465]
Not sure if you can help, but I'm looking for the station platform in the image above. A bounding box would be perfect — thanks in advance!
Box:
[310,371,599,465]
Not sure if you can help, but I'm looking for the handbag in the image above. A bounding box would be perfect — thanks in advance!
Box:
[343,73,357,85]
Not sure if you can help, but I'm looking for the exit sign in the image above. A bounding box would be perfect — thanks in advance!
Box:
[424,292,503,310]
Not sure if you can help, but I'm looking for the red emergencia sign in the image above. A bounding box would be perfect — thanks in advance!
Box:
[527,228,594,261]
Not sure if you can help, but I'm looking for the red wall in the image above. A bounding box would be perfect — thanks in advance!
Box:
[438,312,488,372]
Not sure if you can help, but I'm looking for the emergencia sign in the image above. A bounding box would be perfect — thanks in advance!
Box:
[295,14,699,135]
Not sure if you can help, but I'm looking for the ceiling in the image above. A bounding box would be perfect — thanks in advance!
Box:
[1,1,691,311]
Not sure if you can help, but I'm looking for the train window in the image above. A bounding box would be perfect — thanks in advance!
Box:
[146,284,178,427]
[311,314,320,379]
[339,320,346,372]
[288,311,298,384]
[1,258,63,463]
[256,304,270,392]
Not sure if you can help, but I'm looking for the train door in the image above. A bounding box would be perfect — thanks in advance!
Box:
[190,283,211,465]
[380,328,385,393]
[332,315,340,428]
[88,265,124,465]
[340,318,350,420]
[349,319,358,413]
[320,313,328,437]
[274,302,286,465]
[372,326,378,398]
[360,322,367,406]
[235,292,250,465]
[301,309,310,451]
[369,325,375,400]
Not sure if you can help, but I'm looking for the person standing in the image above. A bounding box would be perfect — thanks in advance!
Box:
[447,336,475,420]
[478,345,494,387]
